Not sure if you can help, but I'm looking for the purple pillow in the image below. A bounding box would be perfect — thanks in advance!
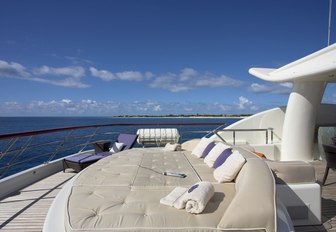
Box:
[201,142,216,158]
[213,148,233,168]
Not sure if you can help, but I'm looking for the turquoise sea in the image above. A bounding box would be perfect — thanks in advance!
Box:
[0,117,240,178]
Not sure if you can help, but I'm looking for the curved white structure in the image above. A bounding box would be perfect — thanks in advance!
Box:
[281,82,326,161]
[250,44,336,161]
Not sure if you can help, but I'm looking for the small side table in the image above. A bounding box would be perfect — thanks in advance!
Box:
[93,140,111,153]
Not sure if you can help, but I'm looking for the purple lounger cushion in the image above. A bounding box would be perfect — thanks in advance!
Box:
[117,134,138,150]
[63,133,139,172]
[213,148,233,169]
[66,152,112,164]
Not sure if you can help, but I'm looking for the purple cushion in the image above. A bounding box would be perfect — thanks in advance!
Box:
[117,134,138,150]
[65,152,112,164]
[65,154,101,163]
[213,148,232,168]
[201,142,216,158]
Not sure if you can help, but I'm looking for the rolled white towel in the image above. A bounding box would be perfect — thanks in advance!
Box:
[160,186,187,207]
[174,181,214,214]
[164,143,181,151]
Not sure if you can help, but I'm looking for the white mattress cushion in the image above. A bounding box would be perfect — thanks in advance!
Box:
[66,184,235,232]
[64,147,276,232]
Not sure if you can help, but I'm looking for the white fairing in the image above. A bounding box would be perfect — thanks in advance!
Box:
[249,43,336,82]
[249,43,336,161]
[281,82,326,161]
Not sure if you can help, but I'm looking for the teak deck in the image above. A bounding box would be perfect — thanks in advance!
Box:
[0,161,336,232]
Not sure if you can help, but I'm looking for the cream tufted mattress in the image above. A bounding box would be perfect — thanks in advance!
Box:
[65,148,236,232]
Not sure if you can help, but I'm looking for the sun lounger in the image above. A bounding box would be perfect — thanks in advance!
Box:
[62,133,138,172]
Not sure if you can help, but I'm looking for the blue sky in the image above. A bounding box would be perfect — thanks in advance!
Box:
[0,0,335,116]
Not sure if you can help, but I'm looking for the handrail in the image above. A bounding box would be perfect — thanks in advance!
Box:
[0,122,224,140]
[214,128,274,145]
[0,122,225,179]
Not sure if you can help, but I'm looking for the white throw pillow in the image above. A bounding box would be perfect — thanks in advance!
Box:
[110,142,125,153]
[191,138,213,158]
[213,150,246,183]
[204,142,230,167]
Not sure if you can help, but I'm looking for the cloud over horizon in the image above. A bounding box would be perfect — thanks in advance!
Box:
[0,97,261,116]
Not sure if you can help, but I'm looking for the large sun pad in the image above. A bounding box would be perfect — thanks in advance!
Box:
[66,148,233,231]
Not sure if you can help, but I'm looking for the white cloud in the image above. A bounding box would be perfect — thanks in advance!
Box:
[237,96,252,109]
[149,73,192,92]
[0,60,30,78]
[0,99,265,116]
[90,66,242,92]
[195,74,242,87]
[90,67,144,81]
[250,82,292,94]
[150,68,243,92]
[180,68,198,81]
[28,76,89,88]
[0,59,89,88]
[116,71,143,81]
[90,67,115,81]
[62,99,72,104]
[145,72,154,79]
[33,66,85,78]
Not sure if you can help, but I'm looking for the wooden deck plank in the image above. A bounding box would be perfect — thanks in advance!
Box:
[0,171,75,231]
[1,161,336,231]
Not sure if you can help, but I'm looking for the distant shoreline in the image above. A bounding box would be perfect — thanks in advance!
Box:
[113,115,248,119]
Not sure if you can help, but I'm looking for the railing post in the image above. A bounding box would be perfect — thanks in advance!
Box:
[233,131,236,145]
[266,130,268,144]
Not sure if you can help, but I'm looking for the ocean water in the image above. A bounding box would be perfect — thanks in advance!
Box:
[0,117,240,178]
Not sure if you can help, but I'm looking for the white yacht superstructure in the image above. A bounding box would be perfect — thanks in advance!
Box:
[214,43,336,161]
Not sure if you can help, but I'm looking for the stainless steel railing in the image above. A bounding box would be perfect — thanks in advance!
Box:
[214,128,274,145]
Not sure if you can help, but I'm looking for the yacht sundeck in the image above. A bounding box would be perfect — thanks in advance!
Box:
[0,44,336,232]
